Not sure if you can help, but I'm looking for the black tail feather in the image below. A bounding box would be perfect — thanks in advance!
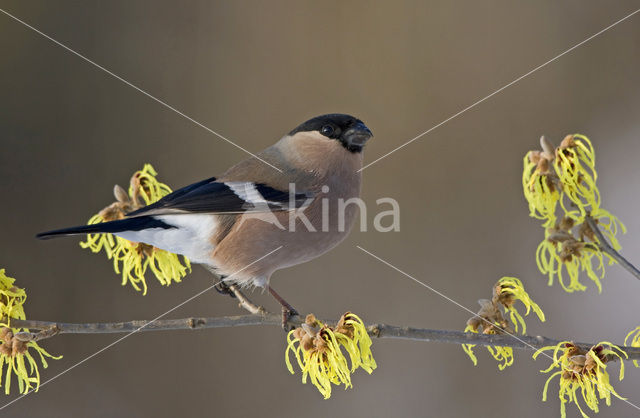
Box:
[36,216,173,240]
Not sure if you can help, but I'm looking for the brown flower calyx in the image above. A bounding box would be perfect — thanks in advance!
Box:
[466,298,512,335]
[292,313,361,354]
[96,168,160,223]
[0,327,28,357]
[528,136,561,191]
[292,314,327,354]
[137,242,155,257]
[466,279,535,335]
[558,134,577,150]
[560,343,608,381]
[129,171,157,208]
[545,216,599,262]
[335,312,358,339]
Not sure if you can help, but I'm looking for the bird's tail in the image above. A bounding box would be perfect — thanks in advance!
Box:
[36,216,172,240]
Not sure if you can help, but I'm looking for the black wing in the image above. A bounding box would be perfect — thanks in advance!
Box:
[126,177,314,217]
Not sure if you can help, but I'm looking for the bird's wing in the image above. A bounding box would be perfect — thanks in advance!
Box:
[126,176,314,217]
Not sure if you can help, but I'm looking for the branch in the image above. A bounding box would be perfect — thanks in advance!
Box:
[9,315,640,362]
[8,263,640,364]
[586,215,640,281]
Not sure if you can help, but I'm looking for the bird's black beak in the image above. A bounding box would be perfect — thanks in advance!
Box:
[343,121,373,151]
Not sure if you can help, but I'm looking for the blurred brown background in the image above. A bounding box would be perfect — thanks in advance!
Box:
[1,1,639,417]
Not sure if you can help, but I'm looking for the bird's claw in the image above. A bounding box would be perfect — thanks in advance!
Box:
[281,306,299,331]
[214,281,236,298]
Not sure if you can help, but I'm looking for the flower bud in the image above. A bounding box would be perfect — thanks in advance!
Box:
[540,136,555,160]
[113,184,129,203]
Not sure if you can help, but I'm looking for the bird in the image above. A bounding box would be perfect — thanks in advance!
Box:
[37,113,373,322]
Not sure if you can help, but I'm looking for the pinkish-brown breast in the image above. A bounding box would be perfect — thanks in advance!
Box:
[210,132,364,285]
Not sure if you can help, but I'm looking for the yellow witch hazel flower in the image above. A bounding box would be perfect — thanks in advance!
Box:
[534,341,627,418]
[0,269,60,395]
[523,137,561,227]
[462,321,514,370]
[523,135,626,293]
[555,135,599,217]
[462,277,545,370]
[536,217,611,293]
[495,277,545,334]
[80,164,191,294]
[624,327,640,368]
[285,313,377,399]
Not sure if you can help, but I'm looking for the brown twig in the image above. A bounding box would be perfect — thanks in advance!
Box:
[585,215,640,281]
[13,325,60,342]
[8,316,640,362]
[228,284,267,315]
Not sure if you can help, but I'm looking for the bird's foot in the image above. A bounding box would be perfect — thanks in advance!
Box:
[214,281,236,298]
[281,306,299,331]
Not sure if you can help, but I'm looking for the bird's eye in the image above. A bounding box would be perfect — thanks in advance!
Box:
[320,125,334,136]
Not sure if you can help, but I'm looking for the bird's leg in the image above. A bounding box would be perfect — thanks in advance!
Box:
[268,286,298,329]
[203,267,266,314]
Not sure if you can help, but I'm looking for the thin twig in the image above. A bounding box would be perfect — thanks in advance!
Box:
[14,325,60,342]
[586,215,640,281]
[228,284,267,315]
[8,316,640,362]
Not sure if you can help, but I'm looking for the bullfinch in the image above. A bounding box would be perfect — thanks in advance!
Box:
[37,113,373,318]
